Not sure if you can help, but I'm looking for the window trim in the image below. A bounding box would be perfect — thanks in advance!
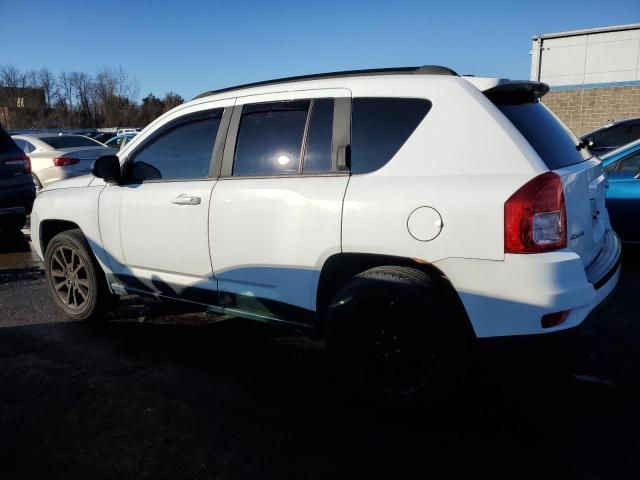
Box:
[220,97,351,179]
[121,107,231,184]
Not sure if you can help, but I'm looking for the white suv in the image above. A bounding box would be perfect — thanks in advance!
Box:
[31,66,621,402]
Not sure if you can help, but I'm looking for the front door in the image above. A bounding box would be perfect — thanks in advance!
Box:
[99,106,229,299]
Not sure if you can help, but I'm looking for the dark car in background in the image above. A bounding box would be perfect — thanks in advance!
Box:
[0,126,35,233]
[581,117,640,156]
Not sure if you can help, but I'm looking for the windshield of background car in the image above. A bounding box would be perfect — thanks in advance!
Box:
[40,136,103,149]
[497,101,590,170]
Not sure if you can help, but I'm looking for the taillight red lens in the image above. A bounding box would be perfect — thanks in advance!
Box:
[4,155,31,174]
[505,172,567,253]
[53,156,80,167]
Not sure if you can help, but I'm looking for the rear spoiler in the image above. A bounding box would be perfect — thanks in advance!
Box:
[483,81,550,105]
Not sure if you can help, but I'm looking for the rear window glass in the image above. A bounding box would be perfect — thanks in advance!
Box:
[351,98,431,174]
[498,102,589,170]
[40,136,102,149]
[589,123,640,148]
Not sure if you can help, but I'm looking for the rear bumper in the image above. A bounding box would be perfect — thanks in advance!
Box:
[435,231,621,338]
[0,180,35,219]
[37,163,93,187]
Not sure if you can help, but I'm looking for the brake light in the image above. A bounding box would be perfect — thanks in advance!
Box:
[4,155,31,174]
[505,172,567,253]
[53,156,80,167]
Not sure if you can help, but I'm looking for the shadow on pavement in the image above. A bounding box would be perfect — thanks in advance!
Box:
[0,246,638,479]
[0,307,639,479]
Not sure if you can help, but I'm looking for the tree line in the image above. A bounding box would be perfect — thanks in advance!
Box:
[0,65,184,129]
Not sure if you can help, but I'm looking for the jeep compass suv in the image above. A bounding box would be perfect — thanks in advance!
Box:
[31,66,621,402]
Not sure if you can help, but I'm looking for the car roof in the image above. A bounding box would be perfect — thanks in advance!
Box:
[193,65,459,100]
[13,133,88,139]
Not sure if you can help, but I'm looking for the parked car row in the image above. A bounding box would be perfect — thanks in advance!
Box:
[30,66,624,404]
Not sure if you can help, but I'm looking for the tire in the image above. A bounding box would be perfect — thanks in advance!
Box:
[44,229,111,320]
[325,266,470,406]
[32,174,42,194]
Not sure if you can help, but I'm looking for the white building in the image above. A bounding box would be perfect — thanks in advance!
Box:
[531,23,640,87]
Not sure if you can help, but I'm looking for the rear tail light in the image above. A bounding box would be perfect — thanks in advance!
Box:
[4,155,31,174]
[505,172,567,253]
[53,156,80,167]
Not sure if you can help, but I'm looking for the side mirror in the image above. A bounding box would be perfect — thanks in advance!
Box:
[92,155,121,183]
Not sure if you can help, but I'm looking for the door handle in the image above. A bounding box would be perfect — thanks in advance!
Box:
[171,194,201,206]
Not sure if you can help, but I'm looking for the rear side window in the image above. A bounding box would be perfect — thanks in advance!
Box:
[12,138,27,152]
[233,100,310,176]
[497,102,589,170]
[40,136,103,149]
[130,112,221,181]
[351,98,431,174]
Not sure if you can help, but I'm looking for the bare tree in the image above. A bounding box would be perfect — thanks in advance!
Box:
[162,92,184,111]
[58,71,76,111]
[2,63,180,128]
[0,65,28,88]
[36,68,59,107]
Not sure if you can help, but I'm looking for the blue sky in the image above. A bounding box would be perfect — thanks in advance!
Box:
[2,0,639,100]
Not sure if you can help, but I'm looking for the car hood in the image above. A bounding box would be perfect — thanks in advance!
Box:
[40,174,96,192]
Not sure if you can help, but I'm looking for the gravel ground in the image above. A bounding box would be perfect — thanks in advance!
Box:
[0,230,639,479]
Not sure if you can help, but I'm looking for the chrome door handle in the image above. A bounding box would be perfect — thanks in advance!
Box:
[171,194,201,205]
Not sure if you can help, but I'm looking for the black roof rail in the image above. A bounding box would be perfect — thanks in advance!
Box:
[193,65,458,100]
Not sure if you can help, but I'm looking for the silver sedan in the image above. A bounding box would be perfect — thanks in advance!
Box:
[11,134,114,191]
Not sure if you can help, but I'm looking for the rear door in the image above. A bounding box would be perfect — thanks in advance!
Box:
[210,89,351,323]
[496,98,607,267]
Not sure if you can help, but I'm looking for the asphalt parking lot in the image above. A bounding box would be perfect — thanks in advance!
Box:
[0,230,639,480]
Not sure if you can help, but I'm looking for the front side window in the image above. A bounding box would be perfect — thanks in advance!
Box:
[351,98,431,174]
[233,100,310,177]
[130,111,221,181]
